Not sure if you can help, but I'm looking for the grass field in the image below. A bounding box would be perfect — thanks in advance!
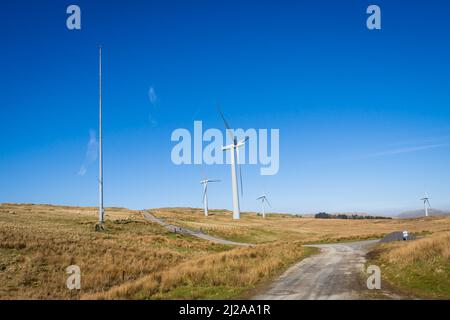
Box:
[1,203,449,299]
[368,231,450,299]
[151,207,450,244]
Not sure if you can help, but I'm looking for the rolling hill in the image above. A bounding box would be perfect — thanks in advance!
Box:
[397,208,450,219]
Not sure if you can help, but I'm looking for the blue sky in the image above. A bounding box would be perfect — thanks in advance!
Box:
[1,0,449,215]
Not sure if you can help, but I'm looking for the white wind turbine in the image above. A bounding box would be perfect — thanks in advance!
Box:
[420,194,431,217]
[256,194,271,218]
[200,179,220,217]
[219,109,248,220]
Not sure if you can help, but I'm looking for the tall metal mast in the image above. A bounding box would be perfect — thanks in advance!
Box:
[98,45,104,225]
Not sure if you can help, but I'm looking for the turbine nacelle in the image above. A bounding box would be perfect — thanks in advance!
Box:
[420,196,431,206]
[222,136,248,150]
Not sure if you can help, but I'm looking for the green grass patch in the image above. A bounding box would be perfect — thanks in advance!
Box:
[379,259,450,299]
[368,242,450,299]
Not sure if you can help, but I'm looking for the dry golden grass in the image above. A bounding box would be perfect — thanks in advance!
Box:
[152,208,450,244]
[382,232,450,265]
[0,204,312,300]
[2,203,449,300]
[369,231,450,299]
[83,241,313,299]
[0,204,229,299]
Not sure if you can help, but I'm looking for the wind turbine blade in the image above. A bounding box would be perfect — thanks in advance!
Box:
[217,107,231,130]
[265,197,272,208]
[203,185,207,202]
[237,136,249,146]
[426,199,431,208]
[256,196,264,200]
[217,107,234,141]
[208,179,221,183]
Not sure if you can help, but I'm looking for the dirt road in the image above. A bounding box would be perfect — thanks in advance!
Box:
[143,211,252,247]
[253,239,393,300]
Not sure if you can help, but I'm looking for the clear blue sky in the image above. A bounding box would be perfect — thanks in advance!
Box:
[1,0,449,215]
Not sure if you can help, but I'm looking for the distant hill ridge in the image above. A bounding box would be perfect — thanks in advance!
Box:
[397,209,450,219]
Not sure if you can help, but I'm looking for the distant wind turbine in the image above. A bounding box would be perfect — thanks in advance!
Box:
[200,179,220,217]
[219,109,248,220]
[256,194,271,218]
[420,194,431,217]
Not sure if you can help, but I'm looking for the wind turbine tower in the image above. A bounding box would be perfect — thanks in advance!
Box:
[420,194,431,217]
[219,109,248,220]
